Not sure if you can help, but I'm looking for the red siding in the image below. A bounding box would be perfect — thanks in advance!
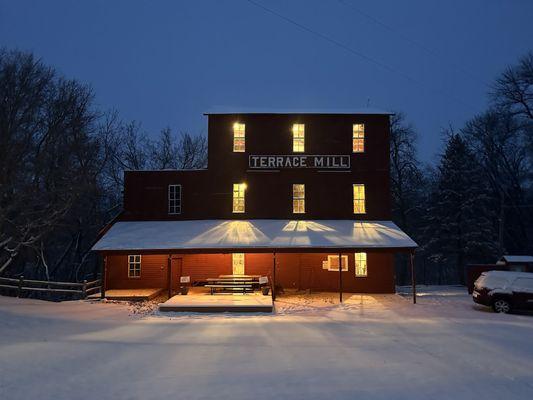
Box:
[105,252,394,293]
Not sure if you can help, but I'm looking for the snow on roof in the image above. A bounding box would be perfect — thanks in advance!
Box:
[92,220,417,252]
[204,107,394,115]
[500,255,533,263]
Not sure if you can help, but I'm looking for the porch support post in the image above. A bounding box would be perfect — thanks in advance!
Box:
[410,251,416,304]
[339,252,343,303]
[272,252,276,301]
[100,255,107,299]
[167,255,172,299]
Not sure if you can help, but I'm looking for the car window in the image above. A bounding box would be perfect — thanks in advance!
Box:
[512,278,533,293]
[475,275,509,289]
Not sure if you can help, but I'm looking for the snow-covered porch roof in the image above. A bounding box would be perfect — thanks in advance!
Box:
[92,220,418,252]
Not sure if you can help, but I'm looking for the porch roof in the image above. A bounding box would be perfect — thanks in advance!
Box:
[92,220,417,252]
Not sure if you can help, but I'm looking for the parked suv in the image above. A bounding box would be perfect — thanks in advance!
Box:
[473,271,533,313]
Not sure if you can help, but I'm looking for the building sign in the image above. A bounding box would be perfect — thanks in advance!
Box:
[249,155,350,169]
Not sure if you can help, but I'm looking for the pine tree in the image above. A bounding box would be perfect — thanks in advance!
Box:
[424,134,499,284]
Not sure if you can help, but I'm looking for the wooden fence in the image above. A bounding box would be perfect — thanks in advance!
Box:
[0,276,101,299]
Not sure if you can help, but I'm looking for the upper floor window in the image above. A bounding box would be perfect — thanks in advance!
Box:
[168,184,182,214]
[353,184,366,214]
[292,123,305,152]
[128,255,141,278]
[353,123,365,153]
[233,123,245,152]
[232,183,246,213]
[355,252,367,277]
[293,184,305,214]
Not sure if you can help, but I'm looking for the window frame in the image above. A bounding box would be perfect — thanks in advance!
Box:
[292,184,305,214]
[128,255,141,278]
[352,123,365,153]
[292,123,305,153]
[353,184,366,214]
[168,184,182,215]
[233,123,246,152]
[354,252,368,277]
[232,183,246,213]
[327,255,349,272]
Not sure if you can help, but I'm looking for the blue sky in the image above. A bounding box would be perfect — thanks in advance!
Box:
[1,0,532,162]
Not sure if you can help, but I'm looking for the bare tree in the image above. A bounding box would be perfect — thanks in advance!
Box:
[492,52,533,121]
[0,49,108,280]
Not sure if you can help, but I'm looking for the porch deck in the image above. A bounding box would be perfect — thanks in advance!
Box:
[103,288,164,301]
[159,288,273,313]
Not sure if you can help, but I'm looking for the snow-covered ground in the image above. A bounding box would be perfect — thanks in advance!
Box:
[1,287,533,400]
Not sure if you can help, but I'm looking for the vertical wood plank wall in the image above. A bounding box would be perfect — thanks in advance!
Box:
[105,252,394,293]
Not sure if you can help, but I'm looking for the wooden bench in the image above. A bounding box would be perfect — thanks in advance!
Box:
[205,284,253,295]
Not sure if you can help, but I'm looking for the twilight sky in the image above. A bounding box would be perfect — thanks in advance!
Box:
[1,0,532,162]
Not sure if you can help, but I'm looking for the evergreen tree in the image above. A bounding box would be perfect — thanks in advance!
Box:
[424,134,498,284]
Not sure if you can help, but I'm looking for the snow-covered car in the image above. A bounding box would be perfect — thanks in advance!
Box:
[473,271,533,313]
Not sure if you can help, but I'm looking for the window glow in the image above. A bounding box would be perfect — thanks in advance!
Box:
[355,252,367,277]
[292,184,305,214]
[232,253,245,275]
[353,184,366,214]
[232,183,246,213]
[168,184,182,214]
[353,123,365,153]
[327,255,349,271]
[292,123,305,152]
[128,255,141,278]
[233,123,245,152]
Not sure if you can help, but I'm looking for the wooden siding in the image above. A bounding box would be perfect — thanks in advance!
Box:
[105,252,394,293]
[121,113,391,221]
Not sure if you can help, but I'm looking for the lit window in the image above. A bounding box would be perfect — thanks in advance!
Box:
[232,253,245,275]
[232,183,246,213]
[168,184,182,214]
[128,255,141,278]
[353,184,366,214]
[327,255,349,271]
[233,123,245,152]
[355,252,367,277]
[353,123,365,153]
[292,123,305,152]
[293,184,305,214]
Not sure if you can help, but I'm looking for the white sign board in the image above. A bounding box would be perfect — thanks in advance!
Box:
[249,155,350,169]
[258,276,269,285]
[180,276,190,283]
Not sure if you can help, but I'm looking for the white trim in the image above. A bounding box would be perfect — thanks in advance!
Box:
[168,184,182,215]
[128,254,141,278]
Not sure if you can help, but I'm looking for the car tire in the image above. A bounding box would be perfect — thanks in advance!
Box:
[492,298,512,313]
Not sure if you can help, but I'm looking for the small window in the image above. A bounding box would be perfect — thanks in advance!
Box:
[513,278,533,291]
[353,123,365,153]
[293,184,305,214]
[232,183,246,213]
[355,252,367,277]
[168,184,182,214]
[353,184,366,214]
[232,253,245,275]
[292,123,305,152]
[128,255,141,278]
[327,255,349,271]
[233,123,245,152]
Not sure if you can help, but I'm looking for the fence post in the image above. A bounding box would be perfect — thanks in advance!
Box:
[18,276,24,298]
[82,280,87,299]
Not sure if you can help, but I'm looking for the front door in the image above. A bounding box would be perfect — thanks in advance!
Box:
[171,257,183,294]
[232,253,245,275]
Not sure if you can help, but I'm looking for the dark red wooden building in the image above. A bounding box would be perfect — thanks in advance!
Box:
[92,110,418,299]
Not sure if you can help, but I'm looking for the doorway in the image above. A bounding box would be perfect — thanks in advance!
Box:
[232,253,245,275]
